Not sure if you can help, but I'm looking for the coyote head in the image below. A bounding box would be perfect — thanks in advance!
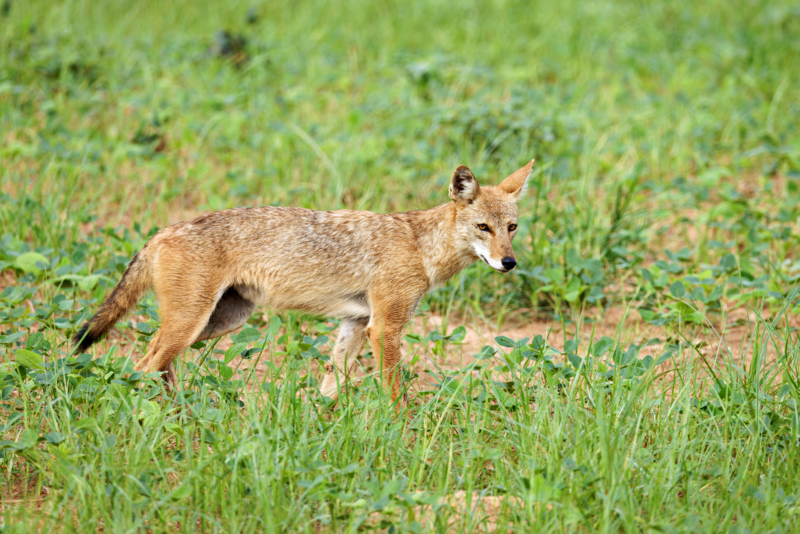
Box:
[449,160,534,273]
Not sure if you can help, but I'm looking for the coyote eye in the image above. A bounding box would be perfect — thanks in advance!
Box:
[508,224,517,232]
[477,223,491,232]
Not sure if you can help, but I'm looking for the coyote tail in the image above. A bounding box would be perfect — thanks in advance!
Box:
[73,247,153,352]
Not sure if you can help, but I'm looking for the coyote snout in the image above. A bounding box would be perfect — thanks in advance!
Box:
[74,159,535,410]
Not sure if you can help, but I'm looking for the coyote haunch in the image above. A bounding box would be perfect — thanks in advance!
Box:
[75,160,535,407]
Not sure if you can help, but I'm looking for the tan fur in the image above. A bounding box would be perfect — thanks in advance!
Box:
[75,160,535,408]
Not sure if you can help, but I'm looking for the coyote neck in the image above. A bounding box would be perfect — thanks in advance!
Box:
[404,203,476,288]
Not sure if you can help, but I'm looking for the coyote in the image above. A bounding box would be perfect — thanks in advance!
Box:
[74,160,534,406]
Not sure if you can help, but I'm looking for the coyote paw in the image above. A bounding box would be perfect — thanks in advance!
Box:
[319,373,342,402]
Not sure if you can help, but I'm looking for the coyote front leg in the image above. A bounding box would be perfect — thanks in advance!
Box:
[367,281,425,408]
[367,318,407,408]
[319,317,369,399]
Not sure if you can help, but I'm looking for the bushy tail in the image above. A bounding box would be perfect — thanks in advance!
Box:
[73,247,153,352]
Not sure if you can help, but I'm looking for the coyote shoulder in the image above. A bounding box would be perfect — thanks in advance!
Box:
[74,160,534,406]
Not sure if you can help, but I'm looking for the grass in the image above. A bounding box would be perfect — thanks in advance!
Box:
[1,0,800,531]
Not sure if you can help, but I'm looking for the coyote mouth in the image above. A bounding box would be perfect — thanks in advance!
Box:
[479,255,508,273]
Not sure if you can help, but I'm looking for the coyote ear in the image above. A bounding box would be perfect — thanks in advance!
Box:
[449,166,480,204]
[498,159,535,199]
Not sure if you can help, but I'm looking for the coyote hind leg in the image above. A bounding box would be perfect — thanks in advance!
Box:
[135,285,254,390]
[134,293,220,388]
[319,317,369,400]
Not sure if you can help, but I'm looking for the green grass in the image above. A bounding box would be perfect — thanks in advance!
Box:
[2,0,800,531]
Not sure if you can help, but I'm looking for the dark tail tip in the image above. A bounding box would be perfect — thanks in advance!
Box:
[73,322,100,352]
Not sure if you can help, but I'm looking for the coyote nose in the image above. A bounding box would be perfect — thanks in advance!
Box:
[501,257,516,271]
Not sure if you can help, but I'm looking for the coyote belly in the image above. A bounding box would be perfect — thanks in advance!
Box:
[74,160,534,407]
